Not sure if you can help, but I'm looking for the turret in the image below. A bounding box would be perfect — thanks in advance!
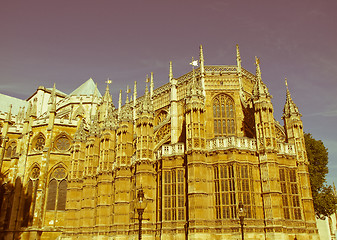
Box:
[169,61,179,144]
[185,61,206,151]
[252,57,277,152]
[199,45,206,97]
[282,78,316,223]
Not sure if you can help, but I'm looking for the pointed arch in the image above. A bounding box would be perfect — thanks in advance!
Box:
[32,132,46,151]
[5,140,17,158]
[154,123,171,150]
[213,94,236,136]
[154,110,169,126]
[46,163,68,212]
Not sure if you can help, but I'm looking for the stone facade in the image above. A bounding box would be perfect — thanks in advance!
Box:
[0,45,319,240]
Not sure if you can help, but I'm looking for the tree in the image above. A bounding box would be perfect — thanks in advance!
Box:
[304,133,337,219]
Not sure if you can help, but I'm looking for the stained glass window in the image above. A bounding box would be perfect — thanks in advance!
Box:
[46,167,67,211]
[213,95,235,136]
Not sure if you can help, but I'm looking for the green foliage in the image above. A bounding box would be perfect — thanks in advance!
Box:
[304,133,337,219]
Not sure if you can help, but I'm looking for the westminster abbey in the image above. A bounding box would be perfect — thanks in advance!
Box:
[0,46,319,239]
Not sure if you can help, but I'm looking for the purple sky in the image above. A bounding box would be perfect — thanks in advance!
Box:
[1,0,336,185]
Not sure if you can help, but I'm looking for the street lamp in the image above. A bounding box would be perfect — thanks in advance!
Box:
[135,188,148,240]
[238,202,245,240]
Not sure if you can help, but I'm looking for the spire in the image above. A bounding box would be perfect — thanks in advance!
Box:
[255,56,261,80]
[125,85,130,104]
[118,89,122,114]
[199,44,204,72]
[283,78,301,118]
[150,72,154,99]
[133,81,137,106]
[145,84,149,96]
[199,45,206,97]
[253,57,270,99]
[236,44,242,72]
[103,79,112,103]
[106,78,111,92]
[169,61,173,82]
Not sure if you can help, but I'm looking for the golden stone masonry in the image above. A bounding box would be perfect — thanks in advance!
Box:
[0,45,319,239]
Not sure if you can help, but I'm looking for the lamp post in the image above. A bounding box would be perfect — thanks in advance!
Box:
[135,188,148,240]
[238,202,245,240]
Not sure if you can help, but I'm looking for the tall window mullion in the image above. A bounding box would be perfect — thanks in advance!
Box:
[280,168,302,220]
[163,169,185,221]
[213,95,235,136]
[214,164,255,220]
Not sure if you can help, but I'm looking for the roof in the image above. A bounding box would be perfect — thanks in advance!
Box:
[0,93,28,115]
[70,78,102,97]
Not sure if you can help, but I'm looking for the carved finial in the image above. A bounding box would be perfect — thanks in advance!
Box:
[236,44,242,71]
[255,56,261,79]
[283,78,301,118]
[125,85,130,104]
[199,45,204,62]
[103,79,112,103]
[133,81,137,106]
[105,78,112,91]
[118,89,122,114]
[5,104,12,122]
[145,84,149,95]
[190,56,198,69]
[169,61,173,81]
[150,72,154,98]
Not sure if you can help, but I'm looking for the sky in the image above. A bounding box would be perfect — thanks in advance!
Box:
[0,0,336,185]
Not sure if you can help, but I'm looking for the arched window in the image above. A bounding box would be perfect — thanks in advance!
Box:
[213,95,235,136]
[46,166,67,211]
[33,133,45,152]
[5,141,17,158]
[22,165,40,227]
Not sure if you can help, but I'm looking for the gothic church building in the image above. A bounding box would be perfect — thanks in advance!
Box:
[0,46,319,239]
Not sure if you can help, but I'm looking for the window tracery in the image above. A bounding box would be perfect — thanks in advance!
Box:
[5,141,17,158]
[33,134,45,151]
[279,168,302,220]
[154,111,168,126]
[46,166,67,211]
[214,164,256,219]
[213,94,235,136]
[22,165,40,227]
[55,134,71,151]
[162,169,185,221]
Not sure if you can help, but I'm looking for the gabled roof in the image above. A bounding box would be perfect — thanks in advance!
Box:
[70,78,102,97]
[0,93,28,115]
